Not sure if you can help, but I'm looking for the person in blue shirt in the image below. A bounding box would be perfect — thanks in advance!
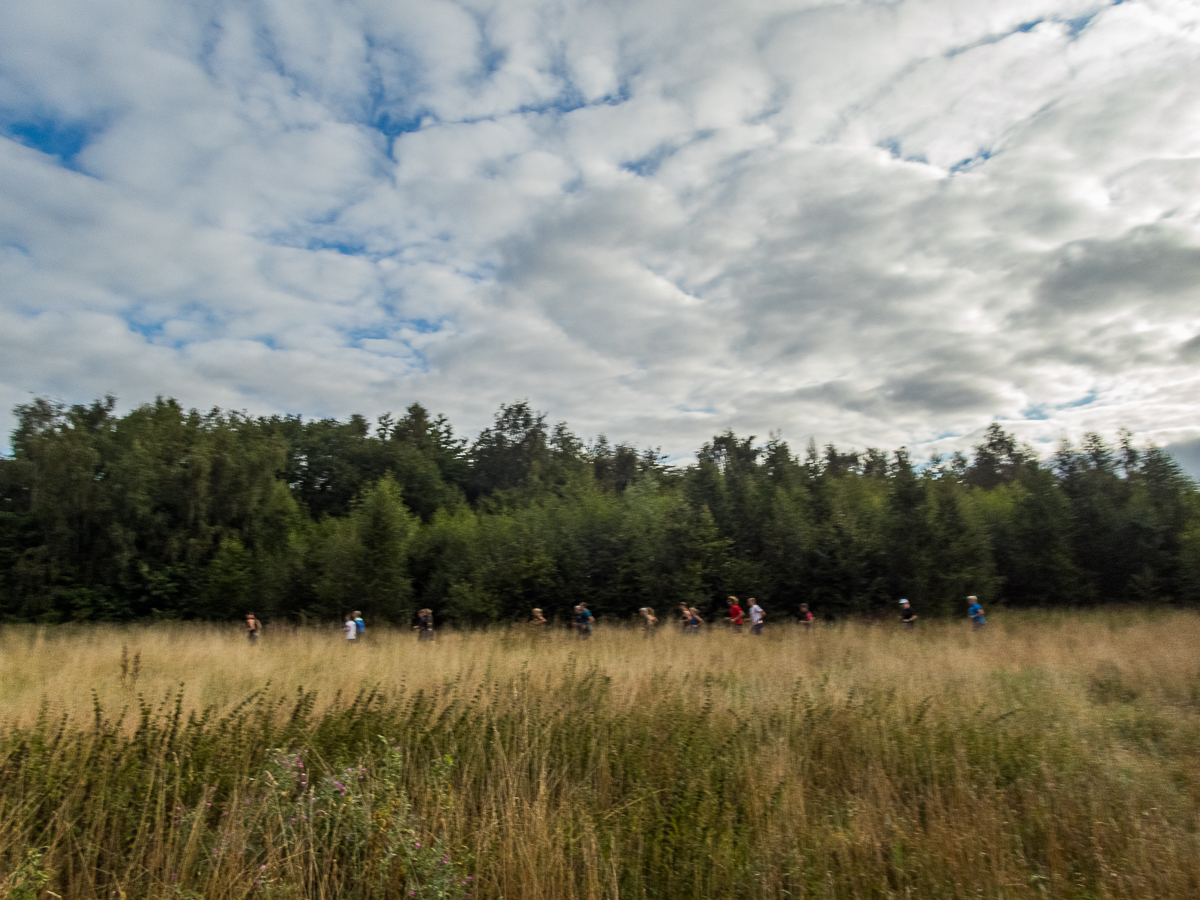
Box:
[574,604,594,640]
[353,611,365,638]
[967,596,986,629]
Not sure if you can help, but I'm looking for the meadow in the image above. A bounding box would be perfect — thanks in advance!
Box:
[2,611,1200,899]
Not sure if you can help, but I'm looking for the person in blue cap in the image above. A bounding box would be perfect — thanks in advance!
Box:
[899,599,917,630]
[967,596,986,629]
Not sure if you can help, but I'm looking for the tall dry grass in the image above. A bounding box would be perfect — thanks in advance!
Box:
[2,610,1200,899]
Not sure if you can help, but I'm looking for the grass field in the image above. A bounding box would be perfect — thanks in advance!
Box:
[2,611,1200,899]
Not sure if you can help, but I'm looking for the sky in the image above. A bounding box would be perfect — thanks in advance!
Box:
[2,0,1199,472]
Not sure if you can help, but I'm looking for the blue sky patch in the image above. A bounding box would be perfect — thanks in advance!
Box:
[945,18,1046,58]
[123,317,193,351]
[345,325,391,345]
[878,138,929,165]
[1063,12,1099,37]
[622,143,677,177]
[397,318,443,334]
[371,110,425,138]
[306,238,368,256]
[344,318,444,373]
[4,115,93,168]
[122,304,222,349]
[949,149,992,174]
[1058,390,1098,409]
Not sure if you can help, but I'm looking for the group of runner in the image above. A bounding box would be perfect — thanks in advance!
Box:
[339,609,437,642]
[340,611,365,641]
[898,596,987,629]
[244,594,987,644]
[709,597,767,634]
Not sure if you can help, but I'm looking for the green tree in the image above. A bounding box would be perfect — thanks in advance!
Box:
[353,474,417,622]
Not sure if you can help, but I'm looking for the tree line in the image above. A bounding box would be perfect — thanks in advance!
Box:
[1,395,1197,625]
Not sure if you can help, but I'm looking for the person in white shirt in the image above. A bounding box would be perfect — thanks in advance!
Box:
[749,599,764,635]
[343,615,357,642]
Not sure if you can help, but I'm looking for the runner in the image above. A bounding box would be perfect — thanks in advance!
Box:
[967,596,986,629]
[639,607,658,637]
[799,603,814,632]
[527,607,548,643]
[678,602,692,631]
[343,614,357,643]
[575,603,594,640]
[748,599,764,635]
[245,612,260,644]
[684,607,704,634]
[726,597,745,633]
[416,608,434,641]
[353,610,365,640]
[899,599,917,630]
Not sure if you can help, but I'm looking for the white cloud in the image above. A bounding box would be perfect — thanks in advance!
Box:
[2,0,1200,472]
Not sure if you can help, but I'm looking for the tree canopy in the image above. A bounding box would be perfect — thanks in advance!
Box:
[2,395,1197,625]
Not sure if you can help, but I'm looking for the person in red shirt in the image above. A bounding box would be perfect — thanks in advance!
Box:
[727,596,745,633]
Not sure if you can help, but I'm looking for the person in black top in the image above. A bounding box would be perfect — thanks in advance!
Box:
[899,599,917,630]
[416,608,434,641]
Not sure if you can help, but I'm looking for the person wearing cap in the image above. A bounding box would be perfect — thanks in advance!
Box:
[726,597,745,633]
[748,599,765,635]
[967,596,986,629]
[245,612,260,644]
[899,599,917,630]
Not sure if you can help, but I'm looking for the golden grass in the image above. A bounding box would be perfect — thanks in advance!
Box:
[3,610,1200,900]
[3,610,1197,724]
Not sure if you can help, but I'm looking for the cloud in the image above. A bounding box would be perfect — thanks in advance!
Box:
[2,0,1199,465]
[1036,225,1200,315]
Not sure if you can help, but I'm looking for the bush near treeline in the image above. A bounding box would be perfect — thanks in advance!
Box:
[0,395,1197,625]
